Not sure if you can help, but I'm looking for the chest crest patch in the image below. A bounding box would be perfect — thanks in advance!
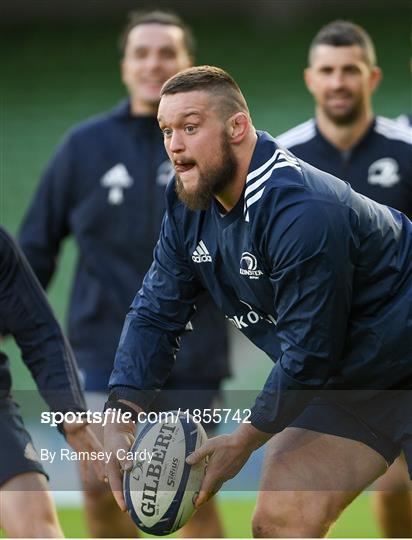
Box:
[156,160,175,186]
[367,158,400,188]
[100,164,134,205]
[240,252,264,279]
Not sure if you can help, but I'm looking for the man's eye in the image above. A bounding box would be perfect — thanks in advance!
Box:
[160,49,177,60]
[184,125,197,134]
[133,49,148,60]
[163,129,173,138]
[344,66,360,75]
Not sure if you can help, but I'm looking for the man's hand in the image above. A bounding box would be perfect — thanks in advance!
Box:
[63,420,105,483]
[103,401,141,512]
[186,423,272,507]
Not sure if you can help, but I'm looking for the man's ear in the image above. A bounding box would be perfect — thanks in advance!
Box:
[369,66,382,94]
[303,67,314,94]
[228,112,250,143]
[120,59,127,85]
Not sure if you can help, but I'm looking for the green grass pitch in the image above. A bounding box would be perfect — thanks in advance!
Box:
[55,495,380,538]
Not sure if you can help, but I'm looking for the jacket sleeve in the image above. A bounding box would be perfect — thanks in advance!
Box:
[109,207,204,409]
[18,135,74,287]
[249,187,356,432]
[0,227,86,412]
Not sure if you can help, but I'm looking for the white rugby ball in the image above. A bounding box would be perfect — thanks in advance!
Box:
[123,412,207,536]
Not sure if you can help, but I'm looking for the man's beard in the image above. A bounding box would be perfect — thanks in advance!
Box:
[323,93,363,126]
[175,134,238,211]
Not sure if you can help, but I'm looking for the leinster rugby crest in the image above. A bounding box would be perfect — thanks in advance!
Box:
[156,160,175,186]
[100,163,133,205]
[367,158,400,188]
[240,252,263,279]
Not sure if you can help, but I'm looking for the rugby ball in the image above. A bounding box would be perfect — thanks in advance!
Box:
[123,412,207,536]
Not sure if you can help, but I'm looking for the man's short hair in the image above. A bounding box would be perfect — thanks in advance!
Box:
[309,20,377,68]
[160,65,250,118]
[119,9,196,57]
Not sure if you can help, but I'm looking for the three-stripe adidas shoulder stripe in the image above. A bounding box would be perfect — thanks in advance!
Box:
[244,148,301,221]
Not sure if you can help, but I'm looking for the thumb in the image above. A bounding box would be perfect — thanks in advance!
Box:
[195,488,212,508]
[106,457,127,512]
[117,444,134,472]
[195,476,223,508]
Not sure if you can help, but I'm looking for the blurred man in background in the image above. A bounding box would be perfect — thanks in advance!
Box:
[276,20,412,537]
[19,10,228,538]
[0,226,103,537]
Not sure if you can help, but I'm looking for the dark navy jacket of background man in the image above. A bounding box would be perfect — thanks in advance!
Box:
[276,116,412,218]
[19,100,229,391]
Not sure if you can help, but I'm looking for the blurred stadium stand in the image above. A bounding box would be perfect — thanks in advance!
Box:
[1,0,411,23]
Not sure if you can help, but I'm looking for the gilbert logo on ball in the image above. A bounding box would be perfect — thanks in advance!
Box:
[123,412,207,536]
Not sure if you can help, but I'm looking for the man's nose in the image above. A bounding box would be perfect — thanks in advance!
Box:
[145,53,162,71]
[169,131,185,153]
[329,70,345,89]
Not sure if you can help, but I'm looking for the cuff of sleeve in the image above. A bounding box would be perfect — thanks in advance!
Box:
[41,389,87,414]
[55,408,88,438]
[250,363,319,433]
[249,409,283,433]
[108,385,160,411]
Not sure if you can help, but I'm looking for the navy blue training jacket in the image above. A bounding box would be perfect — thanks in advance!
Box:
[19,100,229,391]
[276,116,412,218]
[0,226,86,412]
[109,131,412,433]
